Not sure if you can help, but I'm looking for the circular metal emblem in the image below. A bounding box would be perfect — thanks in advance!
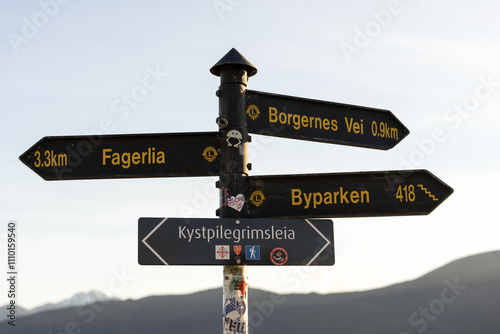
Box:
[249,190,265,207]
[202,146,218,162]
[246,104,260,120]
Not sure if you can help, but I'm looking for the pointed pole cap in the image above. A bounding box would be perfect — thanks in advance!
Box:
[210,48,257,77]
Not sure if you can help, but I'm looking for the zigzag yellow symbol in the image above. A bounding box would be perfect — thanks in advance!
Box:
[417,184,439,201]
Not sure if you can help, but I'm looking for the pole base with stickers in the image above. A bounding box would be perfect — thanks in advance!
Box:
[223,266,248,334]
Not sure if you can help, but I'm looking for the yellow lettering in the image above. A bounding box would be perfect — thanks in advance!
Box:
[345,117,363,134]
[291,187,370,209]
[60,154,67,166]
[103,149,112,165]
[291,188,370,209]
[269,107,278,123]
[148,147,153,164]
[361,190,369,203]
[331,119,338,131]
[101,148,166,169]
[279,111,287,124]
[34,150,67,167]
[44,150,50,167]
[322,118,330,130]
[303,192,312,209]
[265,108,339,133]
[291,189,302,206]
[345,117,353,132]
[324,192,332,204]
[34,151,41,168]
[340,187,349,203]
[157,151,165,164]
[122,152,131,169]
[314,117,322,129]
[301,115,309,128]
[350,191,359,203]
[111,152,120,165]
[313,192,322,208]
[132,152,141,165]
[292,114,301,130]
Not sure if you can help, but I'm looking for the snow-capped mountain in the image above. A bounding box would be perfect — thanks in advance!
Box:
[33,290,118,313]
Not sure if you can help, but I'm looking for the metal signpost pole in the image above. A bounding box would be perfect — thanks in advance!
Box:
[211,49,257,334]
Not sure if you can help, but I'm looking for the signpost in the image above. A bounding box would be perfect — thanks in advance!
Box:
[19,132,220,180]
[246,170,453,219]
[139,217,334,266]
[210,49,256,334]
[245,90,409,150]
[20,48,454,334]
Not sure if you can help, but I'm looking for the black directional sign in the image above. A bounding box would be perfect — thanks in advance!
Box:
[19,132,221,180]
[246,170,453,218]
[139,217,334,266]
[245,90,409,150]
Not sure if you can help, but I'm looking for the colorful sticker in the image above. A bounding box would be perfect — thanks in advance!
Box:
[233,245,242,256]
[223,316,246,334]
[270,247,288,265]
[227,194,245,212]
[220,188,228,207]
[249,190,265,207]
[230,277,247,298]
[223,274,232,291]
[245,245,260,260]
[223,288,247,333]
[246,104,260,120]
[223,291,246,321]
[216,245,230,260]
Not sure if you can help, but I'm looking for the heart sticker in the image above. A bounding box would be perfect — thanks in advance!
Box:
[227,194,245,212]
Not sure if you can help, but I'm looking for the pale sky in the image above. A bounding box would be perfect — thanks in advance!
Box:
[1,0,500,309]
